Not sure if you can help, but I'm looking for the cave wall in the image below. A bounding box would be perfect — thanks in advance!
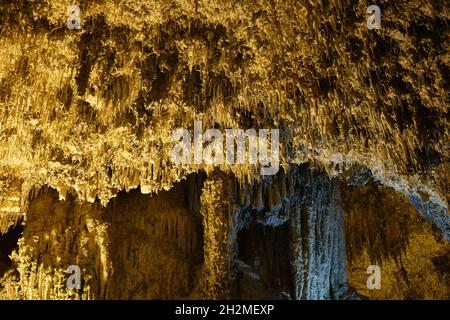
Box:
[0,176,204,299]
[0,0,448,300]
[342,181,450,299]
[1,167,353,300]
[0,164,448,300]
[199,167,349,300]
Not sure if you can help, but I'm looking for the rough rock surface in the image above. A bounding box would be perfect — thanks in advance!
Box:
[0,0,449,299]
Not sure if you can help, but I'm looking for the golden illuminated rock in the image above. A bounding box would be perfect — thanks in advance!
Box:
[0,0,448,300]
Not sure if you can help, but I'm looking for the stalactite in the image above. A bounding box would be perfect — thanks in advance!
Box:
[0,176,204,300]
[0,178,23,234]
[342,181,450,300]
[0,0,448,301]
[0,0,446,207]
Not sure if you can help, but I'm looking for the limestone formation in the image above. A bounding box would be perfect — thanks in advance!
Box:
[0,0,448,300]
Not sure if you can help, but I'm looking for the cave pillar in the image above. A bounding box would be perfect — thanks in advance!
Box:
[289,171,348,300]
[199,172,239,299]
[4,188,112,300]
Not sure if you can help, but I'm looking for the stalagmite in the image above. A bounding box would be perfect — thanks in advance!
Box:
[199,172,239,299]
[289,170,348,300]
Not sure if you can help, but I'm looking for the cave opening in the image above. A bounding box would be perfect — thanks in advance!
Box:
[0,223,23,277]
[236,222,294,299]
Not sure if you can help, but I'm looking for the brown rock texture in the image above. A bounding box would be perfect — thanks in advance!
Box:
[0,0,448,300]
